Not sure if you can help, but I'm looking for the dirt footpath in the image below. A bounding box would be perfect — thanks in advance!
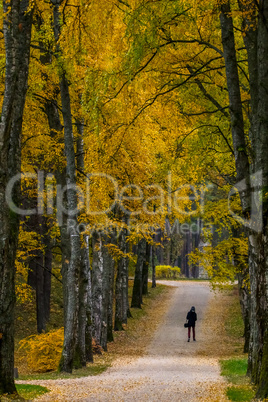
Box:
[24,281,228,401]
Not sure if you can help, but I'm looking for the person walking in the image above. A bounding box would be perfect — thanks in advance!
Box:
[186,306,197,342]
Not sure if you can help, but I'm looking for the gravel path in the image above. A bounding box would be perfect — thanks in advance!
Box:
[22,281,227,401]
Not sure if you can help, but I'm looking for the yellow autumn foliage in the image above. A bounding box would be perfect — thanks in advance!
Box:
[15,282,33,304]
[19,328,64,372]
[155,265,181,279]
[15,227,42,304]
[190,236,248,287]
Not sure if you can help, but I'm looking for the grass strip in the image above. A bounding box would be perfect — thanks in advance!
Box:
[221,358,248,384]
[220,358,255,401]
[1,384,49,401]
[17,384,50,399]
[220,287,255,401]
[226,385,255,402]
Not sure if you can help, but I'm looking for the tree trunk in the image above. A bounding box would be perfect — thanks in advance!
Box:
[220,0,256,368]
[27,213,52,333]
[131,238,146,308]
[42,70,82,371]
[75,121,93,363]
[247,233,267,387]
[0,0,33,395]
[142,242,150,295]
[253,3,268,396]
[237,271,250,353]
[36,216,48,333]
[107,253,115,342]
[181,238,187,277]
[114,223,129,330]
[43,95,68,332]
[122,223,130,323]
[42,85,69,335]
[75,237,91,367]
[220,1,250,196]
[220,2,268,397]
[193,232,201,279]
[85,254,94,362]
[100,233,115,351]
[52,1,83,373]
[92,232,103,345]
[85,239,93,363]
[151,240,156,288]
[114,264,123,329]
[100,237,109,350]
[36,248,46,334]
[43,222,52,323]
[156,228,164,264]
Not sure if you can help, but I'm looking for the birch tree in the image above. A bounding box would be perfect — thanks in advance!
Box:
[52,0,83,372]
[0,0,33,395]
[220,0,268,397]
[114,220,129,330]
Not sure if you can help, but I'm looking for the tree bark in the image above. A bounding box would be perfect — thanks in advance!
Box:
[142,242,150,295]
[220,1,250,199]
[75,237,91,367]
[114,223,129,330]
[43,222,53,323]
[220,0,254,364]
[107,252,115,342]
[131,238,146,308]
[75,121,93,363]
[252,1,268,395]
[220,1,268,396]
[151,241,156,288]
[92,232,103,345]
[0,0,33,395]
[36,244,46,334]
[100,233,115,350]
[52,2,82,372]
[85,246,94,362]
[100,236,109,350]
[237,271,250,353]
[122,223,130,323]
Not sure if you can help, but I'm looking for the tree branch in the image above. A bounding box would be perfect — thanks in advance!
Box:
[186,64,229,118]
[31,258,63,283]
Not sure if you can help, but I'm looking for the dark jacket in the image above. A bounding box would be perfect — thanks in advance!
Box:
[187,311,197,327]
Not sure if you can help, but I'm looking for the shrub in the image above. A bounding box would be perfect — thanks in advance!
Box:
[155,265,180,279]
[19,328,64,372]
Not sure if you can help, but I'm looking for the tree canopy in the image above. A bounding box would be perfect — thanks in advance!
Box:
[1,0,268,399]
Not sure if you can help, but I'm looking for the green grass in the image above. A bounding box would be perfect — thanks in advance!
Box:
[17,384,50,399]
[226,386,255,401]
[220,288,255,401]
[221,358,248,384]
[220,358,255,401]
[1,384,49,400]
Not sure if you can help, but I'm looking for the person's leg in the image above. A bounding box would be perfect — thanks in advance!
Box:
[188,327,191,341]
[193,326,196,341]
